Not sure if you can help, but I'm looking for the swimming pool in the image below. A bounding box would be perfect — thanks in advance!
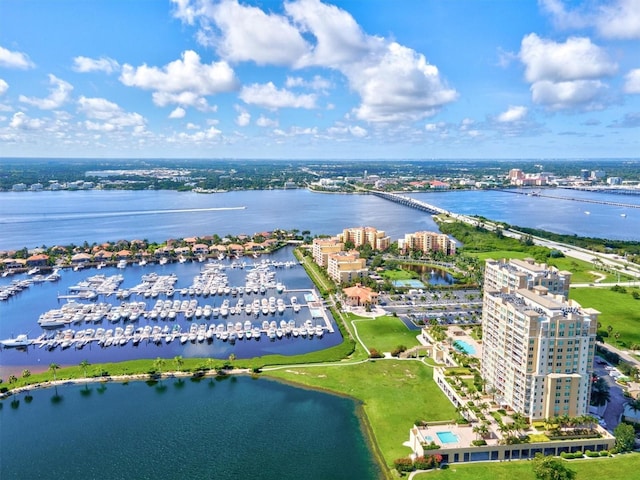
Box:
[436,431,459,444]
[310,308,323,318]
[454,339,476,355]
[392,279,425,288]
[304,293,315,302]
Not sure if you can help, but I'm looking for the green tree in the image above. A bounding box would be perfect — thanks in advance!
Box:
[49,363,60,382]
[79,360,90,378]
[590,377,610,406]
[153,357,165,376]
[614,423,635,452]
[532,453,576,480]
[22,369,31,379]
[174,355,184,372]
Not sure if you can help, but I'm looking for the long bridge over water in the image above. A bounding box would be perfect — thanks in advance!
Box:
[370,191,450,215]
[496,189,640,209]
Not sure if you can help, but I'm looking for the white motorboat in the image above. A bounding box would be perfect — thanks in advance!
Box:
[0,334,33,348]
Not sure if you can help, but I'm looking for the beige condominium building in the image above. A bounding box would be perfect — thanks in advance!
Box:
[397,230,456,256]
[327,250,368,284]
[312,237,344,267]
[482,259,598,421]
[484,258,572,298]
[337,226,390,251]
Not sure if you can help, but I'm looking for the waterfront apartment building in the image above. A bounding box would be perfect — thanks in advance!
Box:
[484,258,571,299]
[481,259,598,421]
[397,231,456,256]
[326,251,368,284]
[337,227,390,251]
[312,237,344,267]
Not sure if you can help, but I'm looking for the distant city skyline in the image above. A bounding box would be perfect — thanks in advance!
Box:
[1,0,639,159]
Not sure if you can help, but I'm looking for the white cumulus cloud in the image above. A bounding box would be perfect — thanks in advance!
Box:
[520,34,616,83]
[9,111,44,130]
[624,69,640,94]
[327,123,368,138]
[169,107,187,119]
[256,115,278,127]
[73,56,120,74]
[78,96,146,131]
[206,0,309,66]
[174,0,457,124]
[0,45,35,69]
[19,74,73,110]
[497,105,528,122]
[120,50,237,108]
[240,82,317,109]
[235,110,250,126]
[285,0,457,122]
[519,34,616,109]
[540,0,640,40]
[285,75,332,91]
[0,79,8,96]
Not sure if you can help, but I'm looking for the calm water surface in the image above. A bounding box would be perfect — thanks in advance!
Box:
[0,377,382,480]
[1,188,637,251]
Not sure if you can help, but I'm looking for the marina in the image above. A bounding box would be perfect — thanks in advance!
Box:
[0,248,338,371]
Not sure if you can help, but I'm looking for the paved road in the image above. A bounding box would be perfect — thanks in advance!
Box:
[594,362,627,432]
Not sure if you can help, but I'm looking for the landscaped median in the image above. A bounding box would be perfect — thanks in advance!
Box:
[413,452,640,480]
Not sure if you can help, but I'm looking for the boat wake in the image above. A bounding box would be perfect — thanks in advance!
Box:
[1,206,247,224]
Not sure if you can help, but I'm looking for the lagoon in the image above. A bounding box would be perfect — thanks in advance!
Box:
[0,376,383,480]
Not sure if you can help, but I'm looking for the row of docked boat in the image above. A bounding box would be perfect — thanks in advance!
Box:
[37,293,305,330]
[9,318,326,351]
[0,270,61,301]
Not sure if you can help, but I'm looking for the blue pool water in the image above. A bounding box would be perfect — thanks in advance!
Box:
[310,308,323,318]
[454,340,476,355]
[392,279,425,288]
[436,431,459,444]
[304,293,315,302]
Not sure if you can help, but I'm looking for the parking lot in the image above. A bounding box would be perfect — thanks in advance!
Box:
[378,288,483,327]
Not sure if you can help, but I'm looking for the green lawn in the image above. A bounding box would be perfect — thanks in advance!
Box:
[471,251,616,283]
[382,268,420,281]
[472,251,532,262]
[265,360,457,467]
[416,453,640,480]
[350,314,421,353]
[570,287,640,348]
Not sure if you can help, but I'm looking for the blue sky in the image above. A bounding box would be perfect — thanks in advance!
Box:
[1,0,639,159]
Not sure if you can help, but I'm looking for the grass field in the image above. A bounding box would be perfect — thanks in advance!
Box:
[350,314,421,353]
[265,360,457,467]
[570,287,640,348]
[471,251,622,283]
[416,453,640,480]
[382,268,420,281]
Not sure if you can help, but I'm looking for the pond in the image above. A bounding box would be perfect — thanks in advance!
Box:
[403,265,456,286]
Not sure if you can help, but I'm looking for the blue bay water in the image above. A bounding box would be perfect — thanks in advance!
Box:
[0,377,382,480]
[0,188,637,252]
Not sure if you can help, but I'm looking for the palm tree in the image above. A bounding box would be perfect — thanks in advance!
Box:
[153,357,165,376]
[8,375,17,385]
[590,377,610,407]
[173,355,184,372]
[79,360,90,378]
[627,398,640,420]
[49,363,60,382]
[22,369,31,379]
